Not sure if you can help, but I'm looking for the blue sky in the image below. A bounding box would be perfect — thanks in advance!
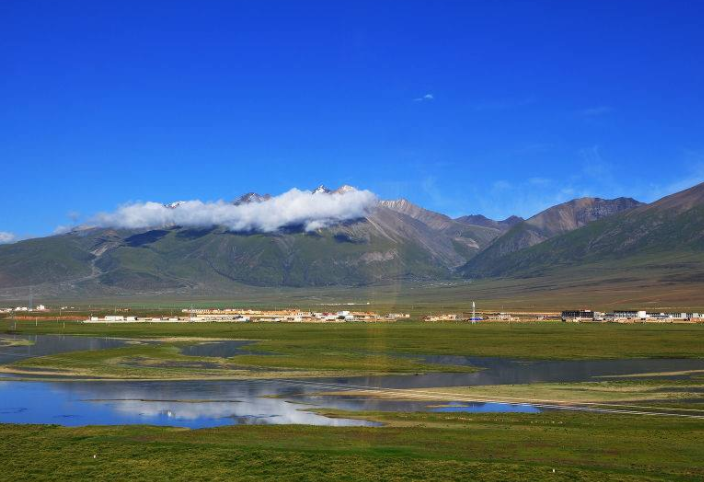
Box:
[1,0,703,239]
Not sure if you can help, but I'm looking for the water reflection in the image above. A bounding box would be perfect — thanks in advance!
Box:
[432,402,540,414]
[2,335,704,428]
[0,380,380,428]
[0,334,128,365]
[179,340,254,358]
[332,356,704,389]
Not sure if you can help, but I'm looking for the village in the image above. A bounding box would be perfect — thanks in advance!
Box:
[84,308,412,324]
[561,309,704,323]
[0,304,51,313]
[3,303,703,324]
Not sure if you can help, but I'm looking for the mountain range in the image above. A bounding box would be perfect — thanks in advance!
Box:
[0,182,702,299]
[462,182,704,280]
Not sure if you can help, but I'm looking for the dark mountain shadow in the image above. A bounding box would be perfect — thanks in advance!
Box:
[222,224,319,236]
[125,230,170,247]
[175,228,216,240]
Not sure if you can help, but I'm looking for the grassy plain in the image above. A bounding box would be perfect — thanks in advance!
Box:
[4,265,704,312]
[1,410,703,482]
[0,335,34,347]
[2,321,703,379]
[1,340,475,379]
[2,322,704,481]
[3,320,704,360]
[319,379,704,408]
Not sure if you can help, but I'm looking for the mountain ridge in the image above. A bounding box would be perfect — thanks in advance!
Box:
[461,183,704,278]
[0,183,701,298]
[0,189,512,294]
[460,196,644,276]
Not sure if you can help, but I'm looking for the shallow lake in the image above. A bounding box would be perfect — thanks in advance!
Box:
[334,355,704,389]
[0,334,129,365]
[1,334,703,428]
[179,340,255,358]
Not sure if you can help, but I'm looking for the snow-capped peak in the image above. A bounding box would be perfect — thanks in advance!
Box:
[234,192,271,205]
[334,185,357,194]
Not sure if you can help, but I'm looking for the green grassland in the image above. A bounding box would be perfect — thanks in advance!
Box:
[1,340,476,380]
[2,322,704,481]
[1,410,702,482]
[0,335,34,347]
[5,267,704,314]
[3,320,704,360]
[319,379,704,408]
[2,321,703,379]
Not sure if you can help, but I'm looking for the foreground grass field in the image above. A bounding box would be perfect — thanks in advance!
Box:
[320,379,704,410]
[3,320,704,360]
[1,411,702,482]
[1,341,475,379]
[0,335,33,347]
[2,322,703,481]
[2,321,703,379]
[4,266,704,311]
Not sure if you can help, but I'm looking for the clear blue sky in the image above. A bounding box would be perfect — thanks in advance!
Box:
[1,0,703,239]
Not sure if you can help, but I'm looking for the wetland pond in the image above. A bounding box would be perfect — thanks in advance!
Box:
[1,335,703,428]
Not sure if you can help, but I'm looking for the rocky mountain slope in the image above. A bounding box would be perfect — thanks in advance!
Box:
[0,189,507,296]
[460,197,643,276]
[1,183,701,298]
[461,183,704,278]
[454,214,523,231]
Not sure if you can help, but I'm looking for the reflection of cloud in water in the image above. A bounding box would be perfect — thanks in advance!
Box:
[5,342,704,429]
[109,400,240,419]
[86,386,374,426]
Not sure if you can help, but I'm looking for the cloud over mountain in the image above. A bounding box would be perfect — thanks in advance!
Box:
[91,187,378,233]
[0,232,17,244]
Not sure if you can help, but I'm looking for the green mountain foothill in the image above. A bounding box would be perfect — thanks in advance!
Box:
[0,182,702,306]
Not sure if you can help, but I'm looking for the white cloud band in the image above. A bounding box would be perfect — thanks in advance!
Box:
[0,231,17,244]
[91,188,378,233]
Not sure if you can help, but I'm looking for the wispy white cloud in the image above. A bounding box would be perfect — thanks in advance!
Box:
[53,225,73,235]
[580,145,615,181]
[576,144,702,203]
[644,149,704,201]
[420,176,448,207]
[413,93,434,102]
[470,147,624,219]
[0,231,17,244]
[90,187,378,233]
[475,178,579,220]
[473,146,703,220]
